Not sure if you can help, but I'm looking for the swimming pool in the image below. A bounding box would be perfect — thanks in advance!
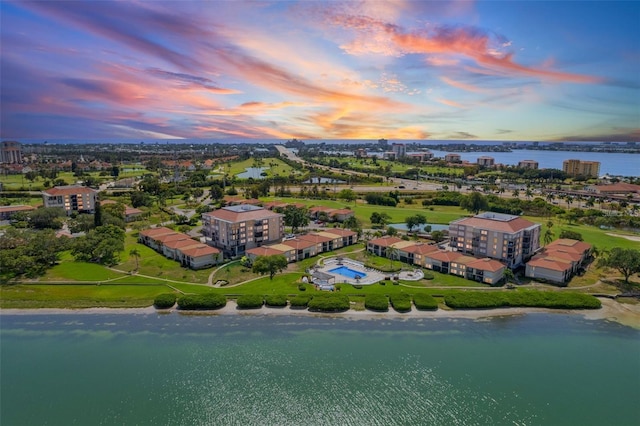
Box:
[329,266,367,280]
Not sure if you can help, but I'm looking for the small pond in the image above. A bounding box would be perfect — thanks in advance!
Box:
[236,167,269,179]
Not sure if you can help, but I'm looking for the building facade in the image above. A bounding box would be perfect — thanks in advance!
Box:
[202,204,284,257]
[518,160,539,169]
[0,141,22,164]
[562,159,600,178]
[391,143,406,158]
[477,156,495,167]
[449,212,541,268]
[42,185,98,215]
[444,153,461,163]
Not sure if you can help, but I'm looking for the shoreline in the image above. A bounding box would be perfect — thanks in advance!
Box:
[2,298,639,329]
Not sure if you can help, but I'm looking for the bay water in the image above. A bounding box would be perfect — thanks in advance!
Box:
[1,313,638,425]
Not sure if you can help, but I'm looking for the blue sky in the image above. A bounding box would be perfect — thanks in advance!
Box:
[1,1,638,141]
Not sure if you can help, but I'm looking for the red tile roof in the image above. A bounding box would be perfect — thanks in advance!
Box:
[163,238,202,250]
[368,236,403,247]
[246,246,287,257]
[204,206,282,222]
[180,244,221,257]
[403,243,439,255]
[299,233,334,243]
[155,233,192,244]
[426,250,463,263]
[452,215,538,233]
[0,205,35,213]
[43,185,97,196]
[546,239,591,254]
[527,255,572,272]
[322,228,357,238]
[465,257,505,272]
[139,227,176,238]
[281,238,317,250]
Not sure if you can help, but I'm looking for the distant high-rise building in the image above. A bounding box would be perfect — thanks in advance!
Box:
[444,153,461,163]
[477,156,495,167]
[562,159,600,178]
[518,160,539,169]
[0,141,22,164]
[391,143,406,158]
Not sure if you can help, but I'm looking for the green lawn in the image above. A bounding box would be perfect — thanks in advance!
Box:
[0,284,170,308]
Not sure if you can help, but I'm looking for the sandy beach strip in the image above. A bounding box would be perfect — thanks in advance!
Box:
[2,298,639,329]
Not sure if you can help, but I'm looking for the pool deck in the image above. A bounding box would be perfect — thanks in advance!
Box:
[315,258,424,285]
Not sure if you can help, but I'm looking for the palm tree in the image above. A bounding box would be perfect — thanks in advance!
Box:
[387,246,399,270]
[525,188,533,200]
[512,189,520,198]
[543,228,554,246]
[129,248,141,272]
[565,195,574,209]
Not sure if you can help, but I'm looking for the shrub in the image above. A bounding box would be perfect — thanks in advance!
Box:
[289,295,311,308]
[365,294,389,312]
[236,294,264,309]
[390,293,411,312]
[413,293,438,310]
[308,293,350,312]
[423,272,434,280]
[265,294,287,307]
[153,293,177,309]
[298,283,307,291]
[352,285,363,289]
[177,293,227,310]
[443,290,601,310]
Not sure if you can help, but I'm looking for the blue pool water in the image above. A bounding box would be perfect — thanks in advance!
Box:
[329,266,367,279]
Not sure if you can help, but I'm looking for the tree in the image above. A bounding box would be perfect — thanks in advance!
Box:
[460,192,488,214]
[559,229,583,241]
[543,228,554,246]
[130,191,154,208]
[283,205,309,233]
[338,189,357,204]
[405,215,421,233]
[431,230,445,243]
[370,212,391,227]
[386,246,399,270]
[72,225,125,265]
[386,226,397,236]
[94,201,103,227]
[598,248,640,285]
[342,215,361,232]
[252,255,288,280]
[29,207,66,229]
[503,268,515,285]
[129,248,141,271]
[210,183,224,201]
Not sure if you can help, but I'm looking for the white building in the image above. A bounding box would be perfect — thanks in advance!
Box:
[42,185,98,215]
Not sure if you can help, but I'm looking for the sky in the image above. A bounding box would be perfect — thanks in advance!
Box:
[1,1,639,142]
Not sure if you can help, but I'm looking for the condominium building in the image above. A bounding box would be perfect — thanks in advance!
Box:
[562,159,600,178]
[518,160,539,169]
[444,153,461,163]
[477,156,495,167]
[42,185,98,215]
[202,204,284,257]
[449,212,541,268]
[0,141,22,164]
[391,143,406,158]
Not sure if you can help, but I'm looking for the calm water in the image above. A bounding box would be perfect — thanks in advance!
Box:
[1,313,639,425]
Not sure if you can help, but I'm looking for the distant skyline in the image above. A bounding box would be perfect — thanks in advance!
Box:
[2,1,639,141]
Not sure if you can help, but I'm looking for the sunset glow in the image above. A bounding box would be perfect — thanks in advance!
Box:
[1,1,638,141]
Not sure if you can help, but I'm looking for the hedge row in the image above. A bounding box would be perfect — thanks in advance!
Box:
[365,294,389,312]
[236,294,264,309]
[390,293,411,313]
[308,293,350,312]
[289,295,311,308]
[413,294,438,311]
[177,293,227,310]
[444,291,601,310]
[265,294,287,307]
[153,293,177,309]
